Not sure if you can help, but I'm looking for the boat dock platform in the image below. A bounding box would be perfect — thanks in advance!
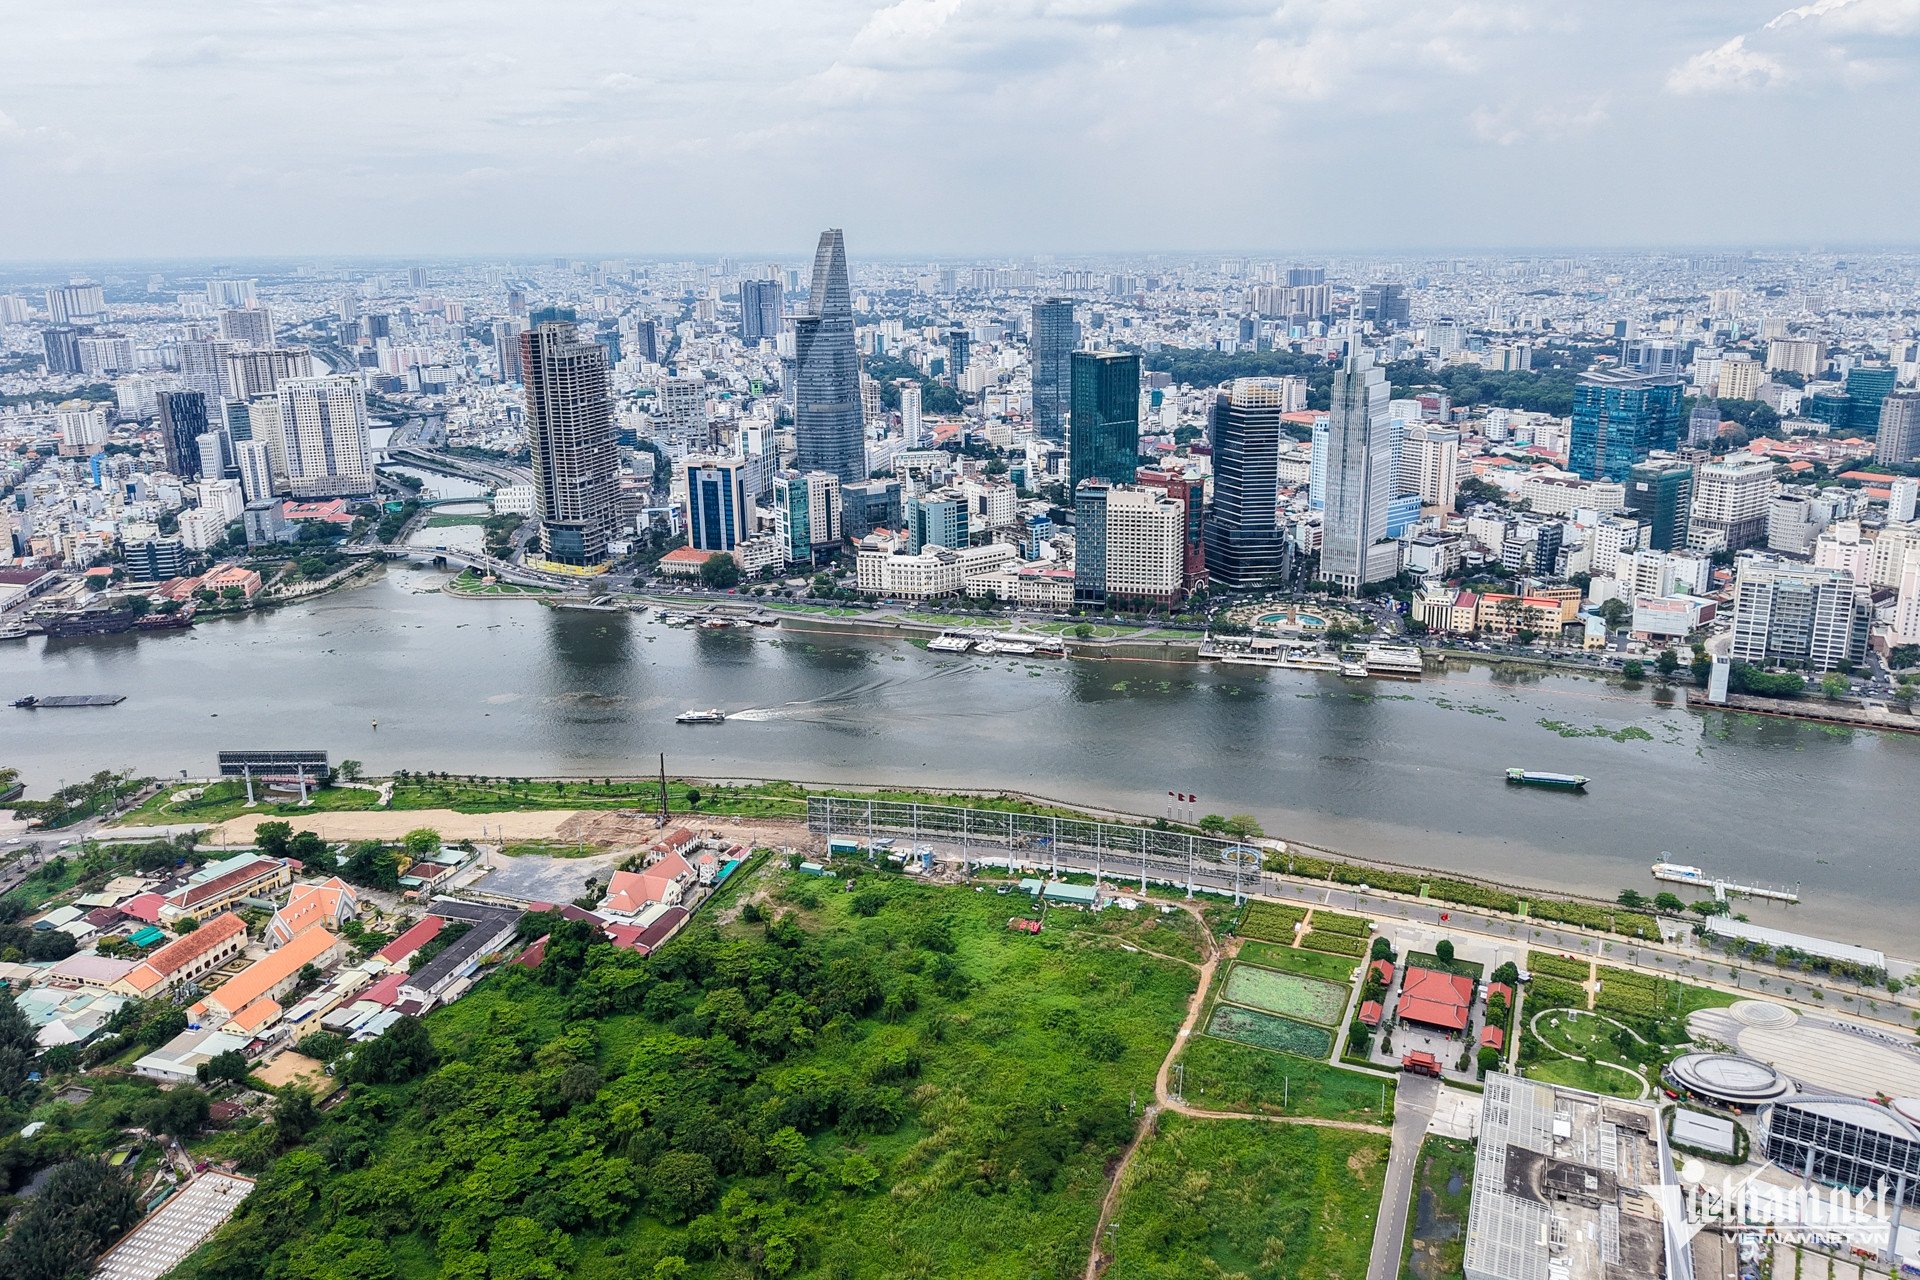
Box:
[13,693,127,709]
[1651,859,1799,903]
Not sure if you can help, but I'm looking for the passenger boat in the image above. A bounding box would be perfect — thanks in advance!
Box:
[1504,768,1589,790]
[676,708,726,724]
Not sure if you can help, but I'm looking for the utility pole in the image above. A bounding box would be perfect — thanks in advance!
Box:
[657,753,669,821]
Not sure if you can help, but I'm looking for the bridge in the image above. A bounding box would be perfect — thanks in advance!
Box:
[390,544,590,590]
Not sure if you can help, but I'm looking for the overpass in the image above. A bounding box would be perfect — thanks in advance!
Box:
[392,544,590,589]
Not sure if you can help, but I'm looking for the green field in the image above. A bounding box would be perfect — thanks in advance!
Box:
[1238,901,1306,943]
[1041,902,1206,964]
[1406,949,1484,980]
[1206,1004,1334,1059]
[421,514,489,528]
[1523,1056,1645,1099]
[113,778,384,826]
[1301,928,1369,958]
[1223,965,1349,1027]
[1105,1116,1386,1280]
[1304,909,1370,936]
[1401,1136,1475,1280]
[1175,1034,1393,1123]
[170,867,1201,1280]
[1235,940,1359,985]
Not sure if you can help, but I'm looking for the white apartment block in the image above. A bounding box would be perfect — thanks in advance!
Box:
[1518,473,1625,517]
[855,538,1016,600]
[1688,456,1775,551]
[272,376,374,498]
[1100,485,1184,604]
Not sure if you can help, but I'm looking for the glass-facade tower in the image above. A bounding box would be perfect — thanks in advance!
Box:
[1068,350,1140,490]
[1568,369,1683,482]
[793,230,866,485]
[1032,299,1077,441]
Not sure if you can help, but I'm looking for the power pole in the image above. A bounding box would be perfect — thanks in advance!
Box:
[657,753,669,821]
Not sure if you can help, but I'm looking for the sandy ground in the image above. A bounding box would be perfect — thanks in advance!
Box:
[253,1052,332,1093]
[209,808,587,845]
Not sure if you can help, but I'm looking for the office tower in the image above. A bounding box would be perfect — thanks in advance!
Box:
[492,319,525,382]
[1073,481,1110,605]
[1890,477,1919,524]
[123,537,187,580]
[1873,390,1920,465]
[1567,369,1683,482]
[772,470,843,564]
[1729,558,1864,672]
[1031,298,1077,441]
[1715,354,1763,401]
[899,382,923,447]
[684,457,750,554]
[364,313,392,340]
[45,280,106,324]
[224,347,311,400]
[1688,456,1775,551]
[946,328,971,384]
[1401,424,1460,512]
[1079,485,1185,606]
[218,307,274,347]
[157,390,211,480]
[739,278,782,344]
[223,398,257,443]
[1321,346,1395,591]
[275,375,376,498]
[1848,367,1900,423]
[522,323,619,566]
[1687,399,1722,448]
[1068,350,1140,489]
[42,326,84,374]
[1765,337,1822,378]
[1202,378,1289,589]
[236,440,278,503]
[1428,319,1465,360]
[205,279,257,309]
[630,317,659,365]
[179,338,233,401]
[1626,460,1694,552]
[657,376,711,454]
[195,430,234,484]
[907,489,969,554]
[1135,468,1206,592]
[792,229,866,485]
[1805,391,1852,431]
[1360,283,1410,328]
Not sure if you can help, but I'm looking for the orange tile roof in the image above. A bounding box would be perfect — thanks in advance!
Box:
[123,912,247,991]
[205,927,339,1017]
[1398,966,1473,1031]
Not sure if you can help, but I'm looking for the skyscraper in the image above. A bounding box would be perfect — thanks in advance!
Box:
[274,375,375,498]
[739,278,782,344]
[792,229,866,485]
[1568,369,1683,482]
[1626,460,1694,552]
[685,457,750,554]
[899,382,923,447]
[1068,350,1140,490]
[492,319,525,383]
[1360,283,1410,328]
[1687,398,1722,448]
[1874,390,1920,465]
[522,323,619,568]
[157,391,211,481]
[1202,378,1290,590]
[1321,346,1395,591]
[1031,299,1077,441]
[946,328,971,384]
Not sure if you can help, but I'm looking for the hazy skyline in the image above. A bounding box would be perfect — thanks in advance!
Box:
[2,0,1917,260]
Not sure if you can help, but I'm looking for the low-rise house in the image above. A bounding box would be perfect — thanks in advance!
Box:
[375,916,443,969]
[49,954,139,990]
[133,1027,252,1083]
[159,853,291,924]
[201,565,264,600]
[601,850,695,917]
[191,927,344,1031]
[112,912,248,998]
[397,900,522,1010]
[268,878,357,947]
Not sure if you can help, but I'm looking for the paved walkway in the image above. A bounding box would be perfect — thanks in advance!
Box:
[1366,1072,1441,1280]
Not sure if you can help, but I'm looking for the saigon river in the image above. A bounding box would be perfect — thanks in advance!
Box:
[5,562,1917,950]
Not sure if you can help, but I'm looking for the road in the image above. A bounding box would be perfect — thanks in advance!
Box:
[1366,1072,1440,1280]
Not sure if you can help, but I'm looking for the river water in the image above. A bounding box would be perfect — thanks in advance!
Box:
[5,564,1916,948]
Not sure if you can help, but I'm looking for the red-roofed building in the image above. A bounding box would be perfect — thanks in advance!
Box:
[282,498,354,525]
[118,892,166,924]
[1369,959,1394,985]
[657,545,709,578]
[601,852,695,917]
[376,916,443,967]
[1486,982,1513,1008]
[516,936,550,969]
[359,971,407,1007]
[1397,966,1473,1032]
[111,912,248,998]
[1358,999,1384,1027]
[1479,1025,1505,1051]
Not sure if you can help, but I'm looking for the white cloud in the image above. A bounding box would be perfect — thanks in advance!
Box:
[1666,35,1788,94]
[1668,0,1920,95]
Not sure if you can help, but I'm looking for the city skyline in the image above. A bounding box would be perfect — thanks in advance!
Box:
[4,2,1920,259]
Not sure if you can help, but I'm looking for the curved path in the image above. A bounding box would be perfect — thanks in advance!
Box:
[1523,1008,1651,1099]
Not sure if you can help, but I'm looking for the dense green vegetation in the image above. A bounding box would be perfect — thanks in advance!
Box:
[8,769,148,828]
[1399,1136,1474,1280]
[1134,348,1335,411]
[1174,1033,1391,1123]
[1105,1116,1384,1279]
[172,866,1197,1279]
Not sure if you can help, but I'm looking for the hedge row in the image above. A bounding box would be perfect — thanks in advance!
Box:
[1527,975,1588,1011]
[1303,929,1370,958]
[1306,910,1370,937]
[1528,952,1592,983]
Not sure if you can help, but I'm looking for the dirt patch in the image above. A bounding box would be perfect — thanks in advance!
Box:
[208,808,585,845]
[254,1052,332,1093]
[1347,1146,1380,1177]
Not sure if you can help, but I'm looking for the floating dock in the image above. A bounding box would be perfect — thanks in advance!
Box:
[13,693,127,708]
[1651,858,1799,903]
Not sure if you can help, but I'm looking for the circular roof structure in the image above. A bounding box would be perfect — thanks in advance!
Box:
[1892,1098,1920,1126]
[1665,1052,1793,1107]
[1729,1000,1798,1029]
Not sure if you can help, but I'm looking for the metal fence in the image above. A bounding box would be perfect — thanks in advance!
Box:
[804,796,1264,899]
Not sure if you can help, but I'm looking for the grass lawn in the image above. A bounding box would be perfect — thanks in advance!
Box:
[421,514,489,528]
[1401,1135,1475,1280]
[1530,1009,1635,1060]
[1523,1056,1645,1098]
[1039,901,1206,964]
[1405,950,1485,980]
[1175,1034,1393,1123]
[499,840,605,859]
[1236,940,1360,985]
[114,778,384,826]
[1106,1115,1386,1280]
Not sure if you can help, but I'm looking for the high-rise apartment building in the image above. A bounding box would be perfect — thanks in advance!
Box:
[42,327,84,375]
[235,440,278,504]
[1765,337,1823,378]
[739,278,782,344]
[1568,369,1683,482]
[1875,390,1920,466]
[1401,425,1460,512]
[656,376,711,455]
[1202,378,1290,589]
[1729,557,1864,672]
[45,280,105,324]
[178,338,233,402]
[522,324,619,567]
[899,382,923,447]
[792,229,865,485]
[1625,459,1694,552]
[1687,398,1723,447]
[492,319,525,383]
[224,347,311,401]
[205,279,257,309]
[218,307,275,347]
[1890,477,1919,524]
[1715,354,1763,401]
[1031,298,1077,441]
[1068,350,1140,490]
[1688,456,1776,551]
[155,390,210,481]
[1321,346,1395,591]
[274,375,375,498]
[1360,283,1410,328]
[684,457,750,554]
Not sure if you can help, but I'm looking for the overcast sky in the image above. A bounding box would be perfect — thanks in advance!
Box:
[2,0,1916,260]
